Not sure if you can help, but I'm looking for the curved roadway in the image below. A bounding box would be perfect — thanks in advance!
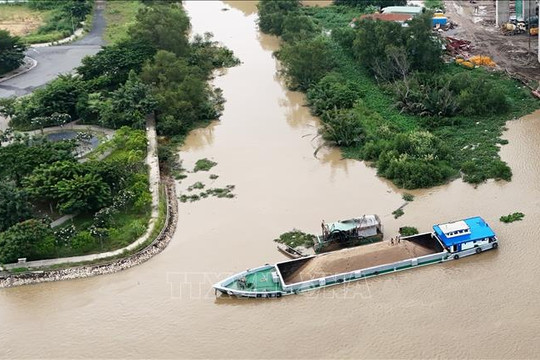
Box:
[0,0,106,99]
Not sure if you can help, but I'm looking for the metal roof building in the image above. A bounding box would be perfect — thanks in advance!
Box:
[433,216,496,247]
[381,6,425,16]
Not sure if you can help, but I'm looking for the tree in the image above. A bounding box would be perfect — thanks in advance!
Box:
[0,219,54,263]
[0,140,77,185]
[281,13,318,43]
[0,182,32,232]
[405,12,442,72]
[353,19,405,77]
[307,73,362,115]
[23,160,81,208]
[130,4,191,57]
[78,38,156,89]
[56,173,112,214]
[8,74,84,130]
[257,0,301,35]
[98,71,157,129]
[141,51,212,135]
[276,36,336,91]
[0,30,27,75]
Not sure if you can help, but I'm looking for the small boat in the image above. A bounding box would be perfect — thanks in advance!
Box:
[276,243,305,259]
[214,217,498,298]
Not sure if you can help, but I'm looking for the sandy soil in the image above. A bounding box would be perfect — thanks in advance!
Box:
[0,6,44,36]
[284,240,434,284]
[444,0,540,82]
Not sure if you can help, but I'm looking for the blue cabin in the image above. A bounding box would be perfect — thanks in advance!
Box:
[433,217,496,253]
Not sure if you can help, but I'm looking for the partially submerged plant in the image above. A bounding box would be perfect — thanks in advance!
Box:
[500,212,525,223]
[399,226,418,237]
[274,230,316,248]
[194,158,217,172]
[392,208,404,219]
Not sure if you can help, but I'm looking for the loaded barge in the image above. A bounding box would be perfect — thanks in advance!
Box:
[214,217,498,298]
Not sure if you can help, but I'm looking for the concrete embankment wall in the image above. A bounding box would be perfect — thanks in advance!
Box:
[0,180,177,288]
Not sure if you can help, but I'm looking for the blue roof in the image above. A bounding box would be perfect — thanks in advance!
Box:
[433,216,495,247]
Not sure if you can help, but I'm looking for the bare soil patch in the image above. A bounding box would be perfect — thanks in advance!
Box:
[0,5,45,37]
[444,0,540,82]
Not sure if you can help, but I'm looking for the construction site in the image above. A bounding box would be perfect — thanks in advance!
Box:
[442,0,540,83]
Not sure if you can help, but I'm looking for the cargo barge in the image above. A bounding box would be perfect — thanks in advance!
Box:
[214,217,498,298]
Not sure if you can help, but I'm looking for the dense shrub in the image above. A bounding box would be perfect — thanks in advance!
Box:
[257,0,301,35]
[375,131,455,188]
[0,30,27,75]
[0,182,32,232]
[281,13,318,43]
[8,75,85,130]
[78,38,156,89]
[0,219,54,263]
[450,72,510,116]
[276,36,336,91]
[188,33,240,74]
[307,73,363,115]
[320,108,364,147]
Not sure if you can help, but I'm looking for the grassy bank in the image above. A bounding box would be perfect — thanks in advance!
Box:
[104,0,143,44]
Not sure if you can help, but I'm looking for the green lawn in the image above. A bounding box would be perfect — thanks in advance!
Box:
[104,0,143,44]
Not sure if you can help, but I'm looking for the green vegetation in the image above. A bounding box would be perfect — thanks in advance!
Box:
[399,226,418,236]
[274,230,316,248]
[392,208,404,218]
[500,212,525,223]
[1,2,238,138]
[424,0,444,10]
[402,193,414,202]
[194,158,218,172]
[187,182,205,191]
[257,1,539,189]
[104,0,143,44]
[23,0,93,44]
[0,1,239,264]
[179,185,235,203]
[0,127,151,263]
[0,30,27,75]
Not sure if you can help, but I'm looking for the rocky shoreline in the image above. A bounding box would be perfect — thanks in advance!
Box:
[0,179,178,288]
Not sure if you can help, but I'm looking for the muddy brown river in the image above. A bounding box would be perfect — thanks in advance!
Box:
[1,1,540,358]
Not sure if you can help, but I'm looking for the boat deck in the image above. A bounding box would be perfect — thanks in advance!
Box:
[227,267,282,292]
[280,240,436,285]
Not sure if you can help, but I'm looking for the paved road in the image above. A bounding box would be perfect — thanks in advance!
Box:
[0,0,106,99]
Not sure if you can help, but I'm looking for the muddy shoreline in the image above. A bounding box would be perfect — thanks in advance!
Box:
[0,179,178,288]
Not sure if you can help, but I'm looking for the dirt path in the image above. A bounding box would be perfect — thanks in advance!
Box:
[445,0,540,82]
[284,241,434,284]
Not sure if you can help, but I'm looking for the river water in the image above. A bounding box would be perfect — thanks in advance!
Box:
[1,1,539,358]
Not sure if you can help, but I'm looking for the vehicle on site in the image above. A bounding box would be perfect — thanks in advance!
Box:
[214,216,498,298]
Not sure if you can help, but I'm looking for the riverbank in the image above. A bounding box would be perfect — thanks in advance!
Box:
[0,178,177,288]
[265,2,540,188]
